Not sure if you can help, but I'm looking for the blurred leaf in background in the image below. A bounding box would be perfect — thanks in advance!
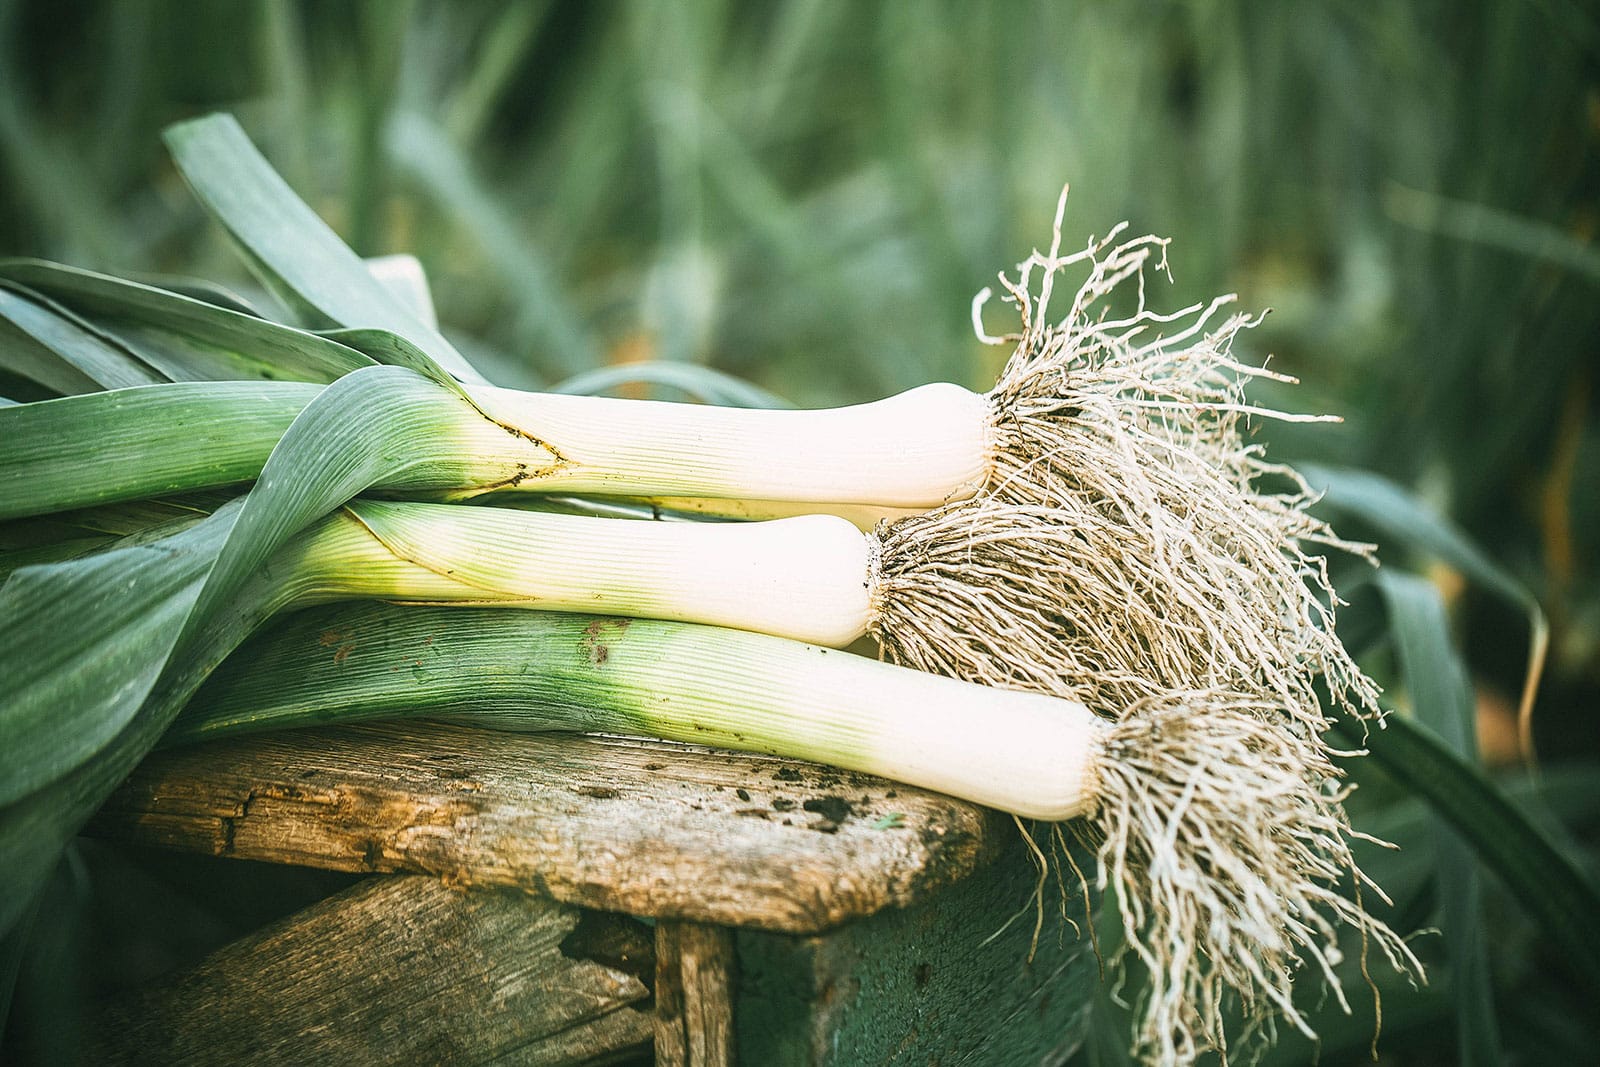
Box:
[2,1,1596,1062]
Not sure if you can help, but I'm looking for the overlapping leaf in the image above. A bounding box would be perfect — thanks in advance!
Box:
[162,113,483,385]
[0,363,545,935]
[0,115,521,937]
[0,259,376,385]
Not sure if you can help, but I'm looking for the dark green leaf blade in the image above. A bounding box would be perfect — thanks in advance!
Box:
[1376,571,1502,1065]
[0,364,548,935]
[0,259,377,385]
[0,505,233,805]
[0,282,165,391]
[0,288,131,395]
[161,113,484,385]
[1337,713,1600,1003]
[1304,465,1531,608]
[1306,463,1549,752]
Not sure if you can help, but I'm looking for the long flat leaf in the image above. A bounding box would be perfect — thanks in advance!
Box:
[0,283,161,392]
[0,364,551,935]
[122,271,267,317]
[162,113,484,385]
[0,504,235,805]
[0,259,376,385]
[1336,713,1600,1002]
[0,368,462,803]
[0,300,105,398]
[1305,463,1549,755]
[1377,571,1501,1065]
[319,326,462,381]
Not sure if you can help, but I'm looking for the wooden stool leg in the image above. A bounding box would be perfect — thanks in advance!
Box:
[655,922,737,1066]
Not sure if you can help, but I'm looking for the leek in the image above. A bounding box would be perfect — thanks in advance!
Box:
[1,211,1373,737]
[175,605,1102,821]
[4,492,1421,1066]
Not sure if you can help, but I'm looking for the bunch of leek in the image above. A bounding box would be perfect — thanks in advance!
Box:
[0,114,1420,1064]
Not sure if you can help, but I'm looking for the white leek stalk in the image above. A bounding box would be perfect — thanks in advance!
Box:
[466,381,992,507]
[282,503,873,647]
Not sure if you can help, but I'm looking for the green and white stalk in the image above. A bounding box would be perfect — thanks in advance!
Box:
[2,205,1291,516]
[0,377,985,519]
[288,502,874,647]
[173,603,1104,821]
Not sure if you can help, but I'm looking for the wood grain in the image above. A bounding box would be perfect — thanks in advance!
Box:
[656,923,737,1067]
[735,835,1099,1065]
[87,875,654,1066]
[88,722,1009,934]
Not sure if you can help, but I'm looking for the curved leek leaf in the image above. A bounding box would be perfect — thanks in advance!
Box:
[162,113,483,386]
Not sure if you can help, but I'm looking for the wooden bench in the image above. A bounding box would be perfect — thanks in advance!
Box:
[83,722,1097,1065]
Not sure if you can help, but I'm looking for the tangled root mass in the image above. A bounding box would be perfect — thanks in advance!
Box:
[871,189,1420,1063]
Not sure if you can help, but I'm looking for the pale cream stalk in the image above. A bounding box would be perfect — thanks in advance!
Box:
[324,501,877,648]
[465,381,992,507]
[610,627,1106,821]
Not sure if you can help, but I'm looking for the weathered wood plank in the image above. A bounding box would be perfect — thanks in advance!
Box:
[87,723,1008,934]
[735,836,1097,1065]
[87,875,654,1066]
[656,923,737,1067]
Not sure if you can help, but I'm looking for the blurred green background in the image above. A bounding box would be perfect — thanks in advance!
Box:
[2,1,1597,1063]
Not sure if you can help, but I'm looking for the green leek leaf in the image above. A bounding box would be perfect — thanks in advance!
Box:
[0,382,320,521]
[0,363,533,935]
[161,113,483,386]
[0,259,376,385]
[0,285,150,394]
[1304,463,1549,754]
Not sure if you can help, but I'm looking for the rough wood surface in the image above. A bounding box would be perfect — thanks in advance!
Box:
[87,722,1008,934]
[656,923,737,1067]
[87,875,654,1066]
[736,836,1097,1066]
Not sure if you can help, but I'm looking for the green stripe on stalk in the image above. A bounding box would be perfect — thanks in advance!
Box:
[172,601,1104,822]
